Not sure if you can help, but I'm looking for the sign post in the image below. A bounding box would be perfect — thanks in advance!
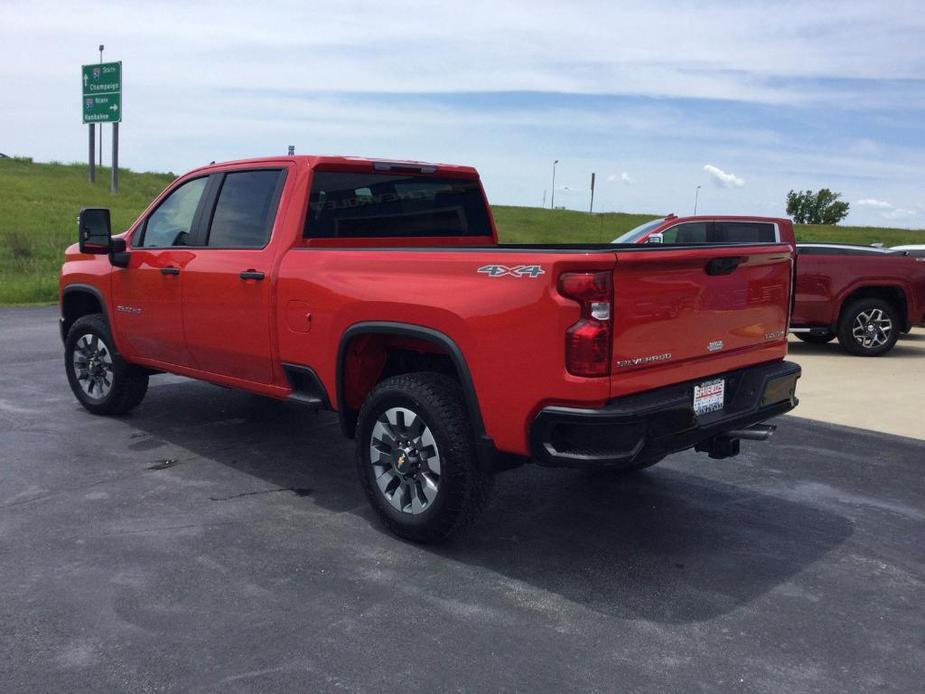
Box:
[82,60,121,190]
[111,122,119,193]
[88,124,95,183]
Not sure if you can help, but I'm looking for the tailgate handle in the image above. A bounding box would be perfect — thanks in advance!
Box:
[705,256,743,276]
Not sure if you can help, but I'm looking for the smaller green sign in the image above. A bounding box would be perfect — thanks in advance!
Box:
[82,61,121,123]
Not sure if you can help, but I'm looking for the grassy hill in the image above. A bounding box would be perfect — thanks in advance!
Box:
[0,158,174,304]
[2,158,922,304]
[491,206,925,247]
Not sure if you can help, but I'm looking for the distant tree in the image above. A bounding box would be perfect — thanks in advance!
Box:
[786,189,850,225]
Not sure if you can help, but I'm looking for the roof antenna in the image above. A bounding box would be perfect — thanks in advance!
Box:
[288,145,295,156]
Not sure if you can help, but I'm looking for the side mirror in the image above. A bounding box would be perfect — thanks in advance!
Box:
[647,233,664,244]
[78,208,112,254]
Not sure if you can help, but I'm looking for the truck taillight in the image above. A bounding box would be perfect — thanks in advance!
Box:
[559,271,613,377]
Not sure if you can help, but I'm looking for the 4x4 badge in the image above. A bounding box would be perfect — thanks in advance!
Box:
[477,264,545,278]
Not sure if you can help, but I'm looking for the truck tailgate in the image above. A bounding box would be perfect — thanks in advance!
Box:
[609,244,793,397]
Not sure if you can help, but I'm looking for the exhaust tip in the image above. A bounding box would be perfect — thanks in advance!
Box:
[725,424,776,442]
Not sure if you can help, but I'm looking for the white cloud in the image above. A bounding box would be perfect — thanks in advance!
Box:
[608,172,635,184]
[856,198,893,208]
[704,164,745,188]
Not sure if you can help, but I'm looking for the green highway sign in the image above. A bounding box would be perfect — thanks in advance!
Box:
[82,61,121,123]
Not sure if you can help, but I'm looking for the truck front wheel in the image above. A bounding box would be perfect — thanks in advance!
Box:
[65,314,149,415]
[355,372,491,543]
[837,299,900,357]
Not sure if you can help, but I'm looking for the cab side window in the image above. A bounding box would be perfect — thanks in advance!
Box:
[206,170,285,248]
[715,222,776,242]
[141,177,208,248]
[661,222,709,243]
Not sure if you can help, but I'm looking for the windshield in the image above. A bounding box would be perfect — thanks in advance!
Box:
[612,218,665,243]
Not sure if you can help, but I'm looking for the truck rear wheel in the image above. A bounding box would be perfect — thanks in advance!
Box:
[65,314,149,415]
[355,372,491,543]
[836,299,900,357]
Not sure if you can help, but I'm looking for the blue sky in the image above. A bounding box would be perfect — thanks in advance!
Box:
[2,0,924,227]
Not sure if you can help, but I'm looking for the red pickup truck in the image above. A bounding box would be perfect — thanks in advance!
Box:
[61,156,800,541]
[616,215,925,356]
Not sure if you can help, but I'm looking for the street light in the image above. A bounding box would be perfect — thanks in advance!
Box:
[551,160,559,210]
[694,185,702,215]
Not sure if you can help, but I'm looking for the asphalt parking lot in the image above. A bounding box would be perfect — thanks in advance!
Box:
[2,306,924,693]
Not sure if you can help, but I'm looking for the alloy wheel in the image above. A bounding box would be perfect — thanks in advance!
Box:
[72,333,114,400]
[369,406,441,514]
[852,309,892,349]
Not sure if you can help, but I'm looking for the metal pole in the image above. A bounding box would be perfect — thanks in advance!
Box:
[542,190,546,208]
[694,185,701,215]
[98,45,104,167]
[111,121,119,193]
[88,124,95,183]
[551,160,558,209]
[589,172,596,214]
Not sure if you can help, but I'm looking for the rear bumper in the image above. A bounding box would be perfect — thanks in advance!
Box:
[530,360,800,469]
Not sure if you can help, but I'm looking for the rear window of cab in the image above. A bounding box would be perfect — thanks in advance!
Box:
[304,171,492,239]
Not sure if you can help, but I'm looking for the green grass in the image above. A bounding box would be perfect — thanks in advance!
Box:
[492,206,659,244]
[492,205,925,246]
[2,159,923,304]
[0,158,174,304]
[791,223,923,246]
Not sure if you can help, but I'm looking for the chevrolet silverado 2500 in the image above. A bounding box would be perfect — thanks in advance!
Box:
[60,156,800,541]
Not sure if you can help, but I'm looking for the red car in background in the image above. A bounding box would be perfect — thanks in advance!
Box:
[615,215,925,356]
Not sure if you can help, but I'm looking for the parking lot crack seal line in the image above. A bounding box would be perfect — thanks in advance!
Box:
[209,487,312,502]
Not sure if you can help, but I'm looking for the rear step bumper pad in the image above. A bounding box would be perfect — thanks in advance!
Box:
[530,360,800,469]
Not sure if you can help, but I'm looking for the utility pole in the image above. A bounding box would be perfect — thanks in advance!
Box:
[694,185,702,215]
[542,189,546,208]
[589,172,596,214]
[98,44,104,168]
[551,160,558,209]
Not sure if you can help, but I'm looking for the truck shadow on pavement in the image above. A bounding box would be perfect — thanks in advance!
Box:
[128,379,852,625]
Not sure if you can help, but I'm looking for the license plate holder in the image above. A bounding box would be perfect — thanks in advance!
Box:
[693,378,725,416]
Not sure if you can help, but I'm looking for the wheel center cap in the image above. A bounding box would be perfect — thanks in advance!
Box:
[392,446,419,475]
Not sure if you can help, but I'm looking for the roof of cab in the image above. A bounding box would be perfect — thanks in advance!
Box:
[663,214,791,224]
[184,155,480,178]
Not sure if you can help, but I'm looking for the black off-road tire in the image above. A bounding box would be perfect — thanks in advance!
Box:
[65,313,149,415]
[836,299,900,357]
[795,331,835,345]
[355,372,492,543]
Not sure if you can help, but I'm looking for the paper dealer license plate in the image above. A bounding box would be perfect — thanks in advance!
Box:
[693,378,725,416]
